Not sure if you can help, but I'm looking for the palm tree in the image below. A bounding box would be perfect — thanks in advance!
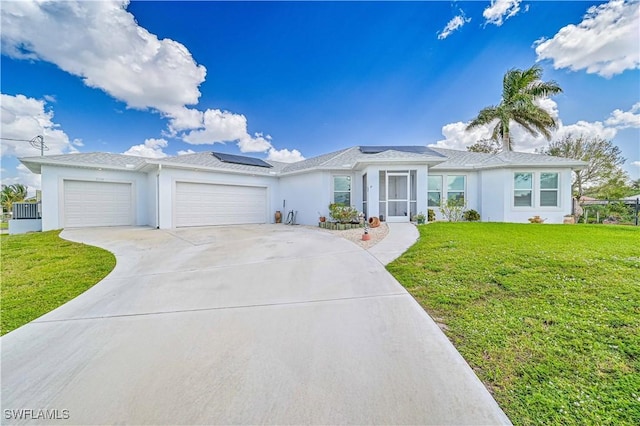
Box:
[466,65,562,151]
[1,184,28,214]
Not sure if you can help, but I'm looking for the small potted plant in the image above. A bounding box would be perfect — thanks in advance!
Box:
[414,212,426,224]
[318,211,326,222]
[362,224,371,241]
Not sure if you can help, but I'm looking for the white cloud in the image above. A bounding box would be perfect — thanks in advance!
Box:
[431,99,622,153]
[1,0,206,117]
[167,107,204,134]
[182,109,278,153]
[238,133,273,153]
[535,0,640,78]
[182,109,249,145]
[266,148,305,163]
[177,149,195,156]
[605,102,640,129]
[552,120,618,144]
[122,138,169,158]
[437,13,471,40]
[483,0,522,26]
[431,121,492,151]
[632,161,640,167]
[1,93,76,158]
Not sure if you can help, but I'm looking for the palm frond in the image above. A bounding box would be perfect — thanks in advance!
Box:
[466,106,500,130]
[526,80,563,98]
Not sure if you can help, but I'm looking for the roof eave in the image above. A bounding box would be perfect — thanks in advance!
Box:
[18,158,148,174]
[155,160,280,176]
[354,157,446,165]
[477,161,587,170]
[19,159,42,174]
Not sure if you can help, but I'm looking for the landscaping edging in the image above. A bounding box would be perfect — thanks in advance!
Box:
[318,222,365,230]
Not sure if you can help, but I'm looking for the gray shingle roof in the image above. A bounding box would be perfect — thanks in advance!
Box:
[20,145,586,176]
[429,147,586,169]
[280,146,446,174]
[279,147,354,173]
[159,152,288,175]
[20,152,148,173]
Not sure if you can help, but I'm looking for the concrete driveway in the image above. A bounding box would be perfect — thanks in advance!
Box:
[1,225,510,425]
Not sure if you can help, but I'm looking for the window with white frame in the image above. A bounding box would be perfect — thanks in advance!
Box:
[514,172,533,207]
[429,175,466,206]
[333,175,351,205]
[428,175,442,207]
[447,175,465,203]
[540,173,559,207]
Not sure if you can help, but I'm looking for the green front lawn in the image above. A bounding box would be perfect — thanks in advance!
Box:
[388,223,639,425]
[1,230,115,335]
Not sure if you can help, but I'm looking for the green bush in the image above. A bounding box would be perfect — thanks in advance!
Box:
[580,202,636,224]
[427,209,436,222]
[463,209,480,221]
[328,203,359,224]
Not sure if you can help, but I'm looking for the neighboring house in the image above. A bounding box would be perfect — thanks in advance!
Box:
[19,145,586,231]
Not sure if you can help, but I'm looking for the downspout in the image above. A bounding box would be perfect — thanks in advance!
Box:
[156,163,161,229]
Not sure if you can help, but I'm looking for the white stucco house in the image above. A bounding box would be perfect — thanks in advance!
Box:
[19,145,586,231]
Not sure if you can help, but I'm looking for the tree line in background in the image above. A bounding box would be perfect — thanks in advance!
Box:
[465,64,638,200]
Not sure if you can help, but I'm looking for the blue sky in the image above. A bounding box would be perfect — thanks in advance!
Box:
[1,0,639,191]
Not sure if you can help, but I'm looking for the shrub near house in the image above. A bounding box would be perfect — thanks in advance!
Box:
[328,203,360,224]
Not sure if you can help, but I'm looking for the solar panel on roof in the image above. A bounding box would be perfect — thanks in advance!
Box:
[359,146,433,154]
[212,152,273,168]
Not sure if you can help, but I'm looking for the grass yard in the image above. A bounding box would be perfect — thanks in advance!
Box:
[388,223,639,425]
[0,222,7,230]
[1,230,115,335]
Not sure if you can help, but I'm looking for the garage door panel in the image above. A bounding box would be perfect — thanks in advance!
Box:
[175,182,266,227]
[64,181,133,228]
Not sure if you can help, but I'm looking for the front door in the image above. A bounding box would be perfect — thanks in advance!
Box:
[387,173,409,222]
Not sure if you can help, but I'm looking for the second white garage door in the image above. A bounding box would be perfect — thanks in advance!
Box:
[175,182,267,227]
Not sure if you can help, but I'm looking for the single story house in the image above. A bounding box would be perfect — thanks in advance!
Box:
[19,145,586,231]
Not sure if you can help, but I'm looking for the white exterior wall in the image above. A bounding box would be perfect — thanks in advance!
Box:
[147,169,159,228]
[9,219,42,235]
[366,167,381,220]
[158,167,280,229]
[502,168,573,224]
[40,165,149,231]
[478,168,573,224]
[279,171,330,225]
[479,169,507,222]
[432,168,574,224]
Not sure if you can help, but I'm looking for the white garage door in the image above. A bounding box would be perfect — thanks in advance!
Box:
[64,180,133,228]
[175,182,267,227]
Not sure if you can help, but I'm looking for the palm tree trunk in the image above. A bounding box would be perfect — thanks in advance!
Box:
[503,125,510,151]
